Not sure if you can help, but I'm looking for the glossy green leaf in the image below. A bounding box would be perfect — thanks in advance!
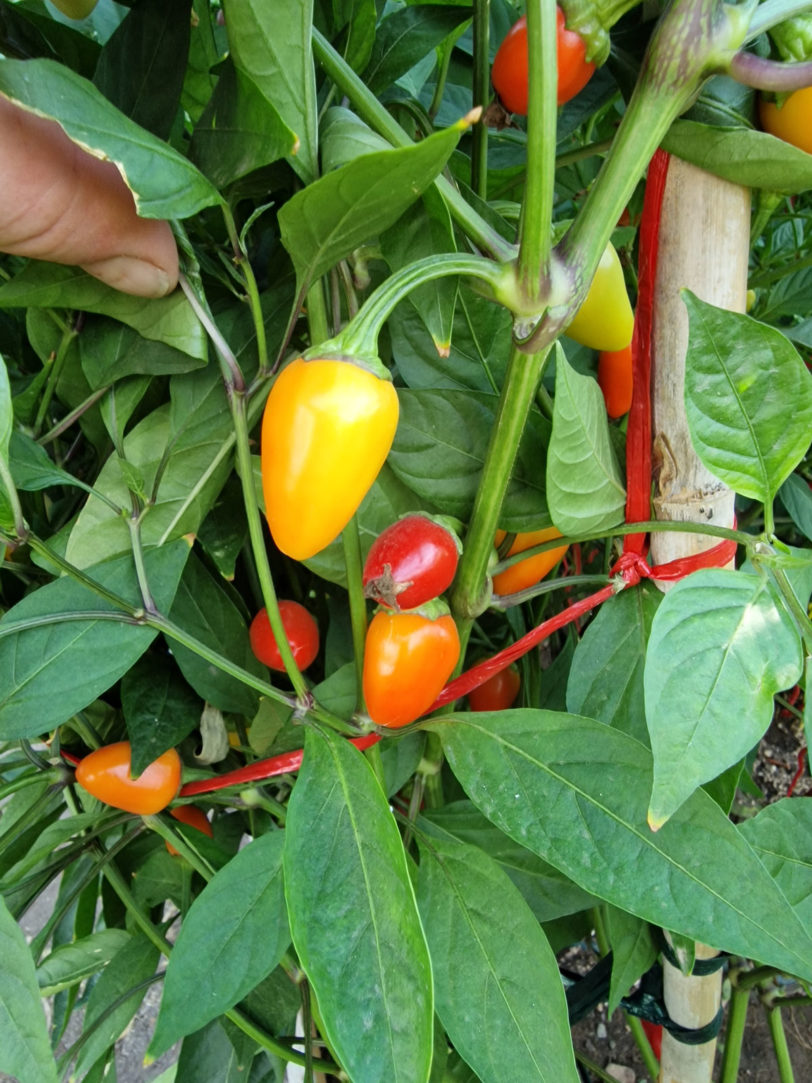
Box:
[0,540,190,740]
[363,5,473,95]
[190,60,297,189]
[284,727,433,1083]
[566,583,661,744]
[662,121,812,195]
[546,346,626,534]
[121,652,202,776]
[73,934,161,1079]
[320,105,391,172]
[0,813,97,889]
[422,801,597,921]
[80,319,205,389]
[173,1019,251,1083]
[150,831,289,1057]
[781,475,812,542]
[0,895,57,1083]
[92,0,190,141]
[604,907,657,1017]
[683,292,812,504]
[430,710,812,981]
[222,0,318,182]
[279,117,470,290]
[389,389,551,530]
[167,552,265,716]
[738,799,812,927]
[36,929,131,996]
[645,569,803,828]
[0,57,220,218]
[416,831,578,1083]
[0,264,208,361]
[388,284,512,391]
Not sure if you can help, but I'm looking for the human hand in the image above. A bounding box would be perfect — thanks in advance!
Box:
[0,95,178,298]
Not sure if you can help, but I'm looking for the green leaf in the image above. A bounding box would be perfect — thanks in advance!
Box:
[781,472,812,544]
[363,5,473,95]
[566,583,661,745]
[645,569,803,828]
[36,929,131,997]
[661,121,812,195]
[190,59,298,189]
[416,831,578,1083]
[422,801,597,921]
[80,318,206,389]
[92,0,190,141]
[429,710,812,982]
[222,0,318,182]
[150,831,289,1057]
[173,1019,251,1083]
[0,540,190,740]
[73,934,161,1080]
[279,116,470,290]
[167,552,265,716]
[0,57,220,218]
[320,105,391,172]
[389,389,551,530]
[7,430,95,498]
[66,368,235,568]
[388,283,512,392]
[0,896,57,1083]
[604,907,658,1017]
[121,652,202,776]
[546,346,626,534]
[738,799,812,927]
[382,189,458,357]
[0,264,208,362]
[0,813,97,889]
[284,727,433,1083]
[683,292,812,504]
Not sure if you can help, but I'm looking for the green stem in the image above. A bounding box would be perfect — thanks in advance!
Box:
[305,278,331,346]
[327,253,509,363]
[0,770,54,802]
[231,391,310,700]
[222,203,269,371]
[470,0,491,197]
[0,453,27,539]
[342,516,368,712]
[38,385,110,446]
[543,0,753,350]
[126,513,158,615]
[516,0,558,307]
[771,565,812,648]
[626,1014,661,1082]
[178,273,245,393]
[450,342,553,628]
[421,732,446,809]
[765,1001,795,1083]
[311,26,515,262]
[33,316,77,435]
[719,982,750,1083]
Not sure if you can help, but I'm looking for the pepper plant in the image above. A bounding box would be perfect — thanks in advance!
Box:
[0,1,811,1082]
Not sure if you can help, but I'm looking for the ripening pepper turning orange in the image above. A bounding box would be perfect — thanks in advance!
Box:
[565,243,634,352]
[75,742,181,815]
[758,87,812,155]
[493,527,568,596]
[261,357,399,561]
[598,343,634,418]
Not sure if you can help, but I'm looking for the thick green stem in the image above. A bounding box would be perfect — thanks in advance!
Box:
[471,0,491,197]
[719,983,750,1083]
[451,343,552,627]
[516,0,558,306]
[765,1001,795,1083]
[311,27,516,262]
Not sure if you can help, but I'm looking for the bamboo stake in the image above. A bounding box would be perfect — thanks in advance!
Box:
[649,156,750,1083]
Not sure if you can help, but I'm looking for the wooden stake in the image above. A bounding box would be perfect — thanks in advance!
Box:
[648,156,750,1082]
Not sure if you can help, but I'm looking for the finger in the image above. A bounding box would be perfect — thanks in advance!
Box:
[0,96,179,297]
